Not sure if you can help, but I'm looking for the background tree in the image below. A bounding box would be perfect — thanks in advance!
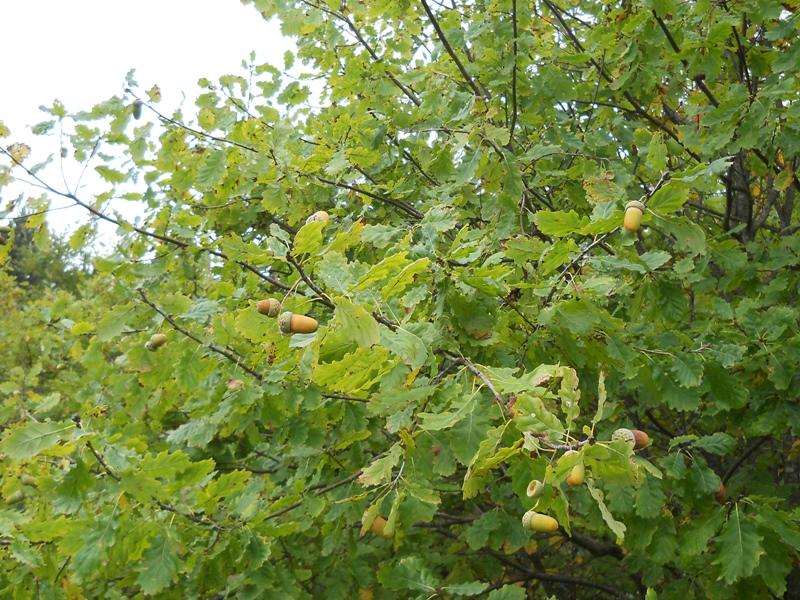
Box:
[1,212,90,293]
[1,0,799,598]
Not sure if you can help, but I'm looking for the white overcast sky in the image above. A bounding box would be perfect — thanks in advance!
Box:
[1,0,294,236]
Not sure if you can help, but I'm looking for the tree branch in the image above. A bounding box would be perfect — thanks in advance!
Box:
[722,436,769,484]
[264,470,362,521]
[509,0,519,139]
[419,0,487,99]
[435,349,508,410]
[138,288,265,382]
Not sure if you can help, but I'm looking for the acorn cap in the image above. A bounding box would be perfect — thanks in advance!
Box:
[279,311,294,335]
[625,200,646,214]
[611,428,635,444]
[257,298,281,317]
[526,479,545,498]
[306,210,330,225]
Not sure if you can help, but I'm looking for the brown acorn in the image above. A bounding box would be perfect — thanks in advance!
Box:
[561,450,585,487]
[526,479,545,498]
[522,511,559,532]
[150,333,167,348]
[305,210,330,225]
[630,429,650,450]
[0,237,6,246]
[715,480,726,505]
[257,298,281,317]
[624,200,646,233]
[279,311,318,335]
[368,515,394,539]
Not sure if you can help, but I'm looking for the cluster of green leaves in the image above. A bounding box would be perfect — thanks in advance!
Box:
[1,0,800,598]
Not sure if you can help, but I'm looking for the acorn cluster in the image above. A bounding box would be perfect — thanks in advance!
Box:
[254,211,330,336]
[521,428,651,533]
[144,333,167,352]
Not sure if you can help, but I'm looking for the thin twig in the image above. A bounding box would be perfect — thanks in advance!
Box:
[264,470,362,521]
[542,172,671,307]
[419,0,487,100]
[138,288,265,382]
[284,252,335,308]
[435,349,507,409]
[509,0,519,139]
[0,146,291,293]
[722,437,769,484]
[85,440,121,481]
[156,501,227,530]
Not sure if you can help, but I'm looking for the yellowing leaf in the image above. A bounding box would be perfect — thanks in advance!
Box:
[7,142,31,164]
[146,85,162,102]
[774,167,794,192]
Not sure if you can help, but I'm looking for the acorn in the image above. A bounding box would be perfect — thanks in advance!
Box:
[305,210,330,225]
[715,480,726,505]
[257,298,281,317]
[522,510,559,533]
[132,99,143,120]
[624,200,646,233]
[368,515,394,539]
[56,363,67,371]
[0,237,6,245]
[630,429,650,450]
[526,479,545,498]
[0,225,11,233]
[279,311,318,335]
[561,450,585,487]
[20,475,38,488]
[611,428,636,445]
[144,341,156,352]
[150,333,167,348]
[4,490,25,505]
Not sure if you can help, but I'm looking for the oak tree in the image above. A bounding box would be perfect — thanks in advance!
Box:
[1,0,800,598]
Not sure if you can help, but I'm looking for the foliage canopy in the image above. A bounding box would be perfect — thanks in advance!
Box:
[1,0,800,598]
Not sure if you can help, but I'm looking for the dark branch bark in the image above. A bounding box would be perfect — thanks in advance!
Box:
[419,0,487,99]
